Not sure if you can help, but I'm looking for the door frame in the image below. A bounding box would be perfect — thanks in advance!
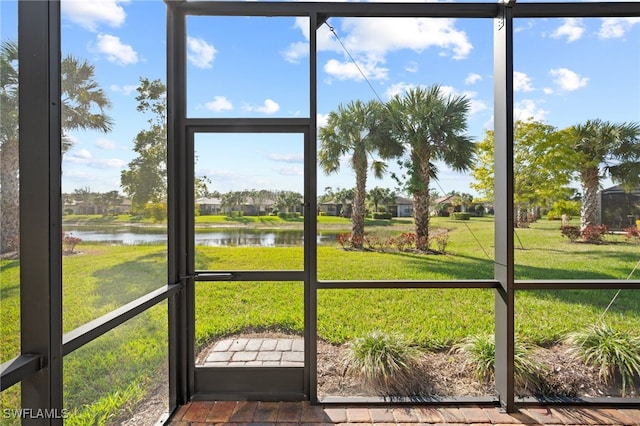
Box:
[184,120,315,400]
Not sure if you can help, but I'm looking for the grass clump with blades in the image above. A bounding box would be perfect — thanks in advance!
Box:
[453,334,548,392]
[343,331,422,395]
[565,323,640,396]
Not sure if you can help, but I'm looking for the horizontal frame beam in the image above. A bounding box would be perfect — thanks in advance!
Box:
[186,118,309,133]
[194,270,304,281]
[0,354,41,392]
[515,280,640,290]
[178,1,500,18]
[318,280,499,289]
[177,1,640,19]
[513,2,640,18]
[62,284,181,356]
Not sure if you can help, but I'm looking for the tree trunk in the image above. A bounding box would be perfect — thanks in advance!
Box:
[413,148,431,251]
[580,167,600,229]
[351,149,367,249]
[0,137,19,254]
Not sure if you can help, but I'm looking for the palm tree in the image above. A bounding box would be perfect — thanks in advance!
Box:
[0,40,112,253]
[367,186,395,213]
[319,99,402,248]
[567,119,640,229]
[387,85,474,250]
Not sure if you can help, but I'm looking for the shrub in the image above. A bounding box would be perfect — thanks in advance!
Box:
[343,331,421,395]
[450,212,471,220]
[62,232,82,254]
[547,199,581,220]
[394,232,415,251]
[624,226,640,243]
[453,334,547,390]
[561,225,581,242]
[581,224,607,243]
[370,212,392,220]
[432,233,449,253]
[565,323,640,396]
[336,233,350,249]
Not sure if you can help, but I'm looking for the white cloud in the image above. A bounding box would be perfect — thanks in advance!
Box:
[513,71,534,92]
[514,99,547,122]
[465,73,482,85]
[384,82,416,99]
[339,18,472,60]
[549,68,588,91]
[205,96,233,112]
[274,166,304,176]
[317,113,329,128]
[405,61,419,73]
[543,87,554,95]
[109,84,137,96]
[551,18,585,43]
[65,149,126,169]
[599,17,640,39]
[73,149,92,160]
[468,98,488,115]
[282,41,309,64]
[94,138,117,150]
[268,153,304,163]
[94,34,138,65]
[187,36,217,69]
[245,99,280,115]
[287,17,472,82]
[324,56,389,82]
[62,0,127,32]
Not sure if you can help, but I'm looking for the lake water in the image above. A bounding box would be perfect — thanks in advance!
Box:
[64,228,335,247]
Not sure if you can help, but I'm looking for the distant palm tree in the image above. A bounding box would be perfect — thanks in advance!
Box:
[387,85,474,250]
[567,119,640,229]
[0,40,112,253]
[319,99,402,248]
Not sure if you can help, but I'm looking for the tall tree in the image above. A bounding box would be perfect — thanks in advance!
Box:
[387,85,473,250]
[367,186,395,213]
[120,78,167,213]
[0,40,112,253]
[471,120,574,226]
[566,119,640,228]
[319,99,402,248]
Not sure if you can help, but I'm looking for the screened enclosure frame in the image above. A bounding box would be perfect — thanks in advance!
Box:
[3,0,640,424]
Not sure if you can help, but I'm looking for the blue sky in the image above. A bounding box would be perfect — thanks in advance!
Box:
[2,1,639,198]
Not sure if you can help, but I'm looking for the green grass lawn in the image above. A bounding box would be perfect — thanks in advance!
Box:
[2,216,640,423]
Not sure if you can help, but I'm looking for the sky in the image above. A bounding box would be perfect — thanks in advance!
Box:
[2,0,639,199]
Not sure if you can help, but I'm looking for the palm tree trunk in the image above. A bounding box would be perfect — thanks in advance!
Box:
[0,137,19,254]
[580,167,600,229]
[413,149,431,251]
[351,149,367,248]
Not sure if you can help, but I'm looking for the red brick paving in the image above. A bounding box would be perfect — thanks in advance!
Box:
[168,401,640,424]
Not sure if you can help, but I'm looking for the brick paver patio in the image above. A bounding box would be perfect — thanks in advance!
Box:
[186,338,640,424]
[169,401,640,425]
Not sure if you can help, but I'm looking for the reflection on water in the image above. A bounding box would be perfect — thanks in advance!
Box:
[64,229,334,246]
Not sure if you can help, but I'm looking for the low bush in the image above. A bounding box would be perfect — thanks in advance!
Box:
[343,331,421,395]
[432,233,449,253]
[370,212,392,220]
[565,323,640,396]
[561,225,581,242]
[581,224,608,243]
[624,226,640,243]
[450,212,471,220]
[453,334,548,391]
[561,224,608,243]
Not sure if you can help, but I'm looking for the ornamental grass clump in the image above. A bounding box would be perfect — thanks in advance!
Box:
[453,334,548,391]
[565,323,640,396]
[343,331,421,395]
